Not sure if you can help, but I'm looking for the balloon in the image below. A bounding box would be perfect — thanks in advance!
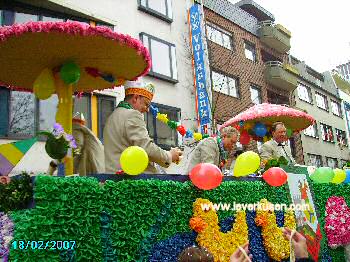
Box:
[344,169,350,184]
[33,68,56,99]
[263,167,288,187]
[310,167,335,183]
[332,168,346,184]
[194,133,202,141]
[177,125,186,136]
[286,128,293,138]
[120,146,148,175]
[60,61,81,84]
[263,136,269,142]
[239,130,250,145]
[253,123,267,137]
[189,163,223,190]
[233,151,260,177]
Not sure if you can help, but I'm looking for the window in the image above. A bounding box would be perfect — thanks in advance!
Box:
[212,71,239,97]
[320,123,334,142]
[326,157,338,169]
[98,95,116,142]
[39,95,58,131]
[0,88,36,138]
[145,103,180,149]
[315,92,328,111]
[335,129,347,147]
[138,0,173,22]
[14,12,38,23]
[307,154,322,167]
[244,40,256,62]
[42,16,64,22]
[140,33,177,83]
[340,159,348,168]
[331,100,341,117]
[304,123,318,138]
[206,23,232,50]
[250,85,262,104]
[297,84,312,103]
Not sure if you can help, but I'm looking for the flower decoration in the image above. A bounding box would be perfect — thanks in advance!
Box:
[325,196,350,248]
[39,123,79,161]
[0,176,10,185]
[0,212,14,261]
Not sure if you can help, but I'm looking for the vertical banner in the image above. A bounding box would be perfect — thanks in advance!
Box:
[189,4,211,134]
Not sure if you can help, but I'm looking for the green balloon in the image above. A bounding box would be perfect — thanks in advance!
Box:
[286,128,293,138]
[310,167,335,183]
[60,61,81,84]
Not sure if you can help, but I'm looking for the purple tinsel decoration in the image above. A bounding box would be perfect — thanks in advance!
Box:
[0,212,14,261]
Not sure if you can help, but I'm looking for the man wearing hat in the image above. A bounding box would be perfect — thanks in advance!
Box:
[103,80,182,174]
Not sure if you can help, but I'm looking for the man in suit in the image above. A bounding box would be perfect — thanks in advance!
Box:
[186,126,239,173]
[103,80,182,174]
[260,121,295,165]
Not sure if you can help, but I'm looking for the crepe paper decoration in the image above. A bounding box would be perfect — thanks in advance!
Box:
[101,211,116,261]
[156,113,169,124]
[255,199,296,261]
[193,132,202,141]
[325,196,350,248]
[190,198,248,262]
[85,67,117,84]
[0,138,37,176]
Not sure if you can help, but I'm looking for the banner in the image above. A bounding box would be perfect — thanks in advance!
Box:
[189,4,211,133]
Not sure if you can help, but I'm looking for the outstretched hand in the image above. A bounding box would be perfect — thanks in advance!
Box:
[282,227,309,259]
[230,242,253,262]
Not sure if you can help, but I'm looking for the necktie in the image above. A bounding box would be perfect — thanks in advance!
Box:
[278,143,291,163]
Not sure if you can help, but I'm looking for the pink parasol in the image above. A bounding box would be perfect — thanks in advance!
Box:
[220,103,315,132]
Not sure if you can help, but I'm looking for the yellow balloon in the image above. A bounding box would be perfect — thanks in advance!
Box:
[194,132,202,141]
[332,168,346,184]
[33,68,56,100]
[120,146,149,175]
[233,151,260,177]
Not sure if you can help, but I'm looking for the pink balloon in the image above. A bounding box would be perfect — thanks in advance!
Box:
[189,163,223,190]
[262,167,288,187]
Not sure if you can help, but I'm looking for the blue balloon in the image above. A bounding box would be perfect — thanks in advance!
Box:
[185,130,193,138]
[253,122,267,137]
[150,104,159,118]
[344,170,350,184]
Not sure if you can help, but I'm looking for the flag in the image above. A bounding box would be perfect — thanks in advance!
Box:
[0,137,37,176]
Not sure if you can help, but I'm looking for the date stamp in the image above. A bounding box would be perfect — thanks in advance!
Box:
[12,240,76,250]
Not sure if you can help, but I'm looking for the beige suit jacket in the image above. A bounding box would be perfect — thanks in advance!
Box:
[186,137,220,173]
[72,123,105,176]
[260,139,295,164]
[103,107,171,174]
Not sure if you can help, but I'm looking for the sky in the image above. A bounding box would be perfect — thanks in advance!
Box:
[231,0,350,73]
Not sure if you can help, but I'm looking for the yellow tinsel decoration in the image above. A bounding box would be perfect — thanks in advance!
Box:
[190,198,248,262]
[255,199,296,261]
[156,113,169,124]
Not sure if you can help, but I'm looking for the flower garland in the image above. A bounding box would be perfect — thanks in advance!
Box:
[0,212,14,262]
[255,199,296,261]
[150,105,209,141]
[189,198,248,261]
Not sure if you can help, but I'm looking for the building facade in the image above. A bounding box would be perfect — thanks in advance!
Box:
[201,0,304,162]
[0,0,196,174]
[292,57,349,168]
[336,61,350,82]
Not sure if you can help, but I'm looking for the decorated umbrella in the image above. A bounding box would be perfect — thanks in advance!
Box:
[0,21,151,175]
[220,103,315,143]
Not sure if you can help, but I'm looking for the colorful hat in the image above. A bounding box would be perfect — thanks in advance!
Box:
[124,80,155,101]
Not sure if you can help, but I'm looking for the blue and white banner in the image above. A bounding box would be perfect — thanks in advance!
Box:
[189,4,211,132]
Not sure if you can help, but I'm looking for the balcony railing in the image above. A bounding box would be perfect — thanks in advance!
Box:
[258,21,291,53]
[265,61,298,92]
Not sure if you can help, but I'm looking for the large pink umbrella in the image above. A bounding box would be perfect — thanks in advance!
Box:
[220,103,315,132]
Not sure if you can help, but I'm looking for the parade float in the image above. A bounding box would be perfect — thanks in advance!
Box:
[1,22,350,262]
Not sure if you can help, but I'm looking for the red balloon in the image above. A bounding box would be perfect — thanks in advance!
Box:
[239,130,250,145]
[189,163,223,190]
[262,167,288,187]
[177,125,186,136]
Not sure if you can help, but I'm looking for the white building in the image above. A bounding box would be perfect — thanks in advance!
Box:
[0,0,198,174]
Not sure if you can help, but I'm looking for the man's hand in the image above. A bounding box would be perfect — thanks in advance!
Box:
[230,242,252,262]
[282,228,309,259]
[169,147,182,162]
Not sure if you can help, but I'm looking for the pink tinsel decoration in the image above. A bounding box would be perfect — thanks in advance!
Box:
[325,196,350,248]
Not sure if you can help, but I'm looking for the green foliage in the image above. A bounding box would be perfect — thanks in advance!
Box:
[263,156,288,171]
[0,172,33,213]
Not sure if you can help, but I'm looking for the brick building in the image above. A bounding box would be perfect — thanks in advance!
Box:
[201,0,304,162]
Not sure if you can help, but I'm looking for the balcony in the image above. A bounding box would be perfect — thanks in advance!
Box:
[265,61,298,92]
[258,21,291,53]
